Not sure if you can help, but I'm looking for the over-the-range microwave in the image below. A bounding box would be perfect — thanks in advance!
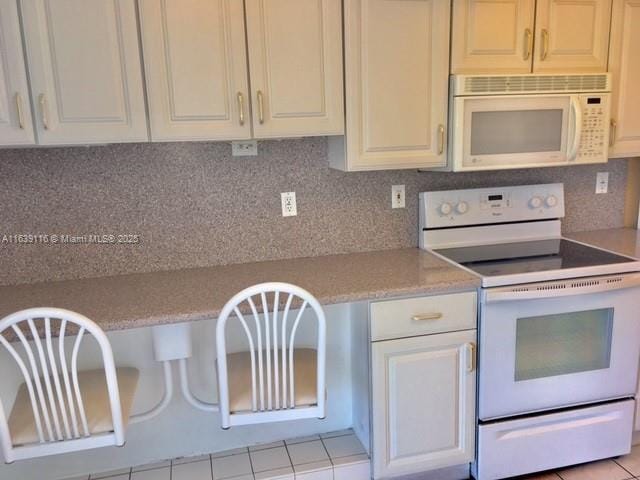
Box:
[448,73,612,171]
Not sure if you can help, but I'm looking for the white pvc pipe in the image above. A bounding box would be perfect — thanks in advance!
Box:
[130,361,174,424]
[178,359,219,412]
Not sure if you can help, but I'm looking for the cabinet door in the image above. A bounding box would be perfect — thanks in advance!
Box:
[533,0,612,72]
[608,0,640,158]
[371,330,476,478]
[20,0,148,144]
[451,0,535,74]
[0,0,35,145]
[139,0,251,141]
[339,0,450,170]
[244,0,344,138]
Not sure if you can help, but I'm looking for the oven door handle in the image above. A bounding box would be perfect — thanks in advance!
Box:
[484,273,640,303]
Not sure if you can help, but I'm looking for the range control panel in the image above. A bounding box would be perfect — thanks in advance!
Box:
[575,94,610,163]
[420,183,565,230]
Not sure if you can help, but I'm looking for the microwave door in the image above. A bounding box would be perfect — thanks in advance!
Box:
[454,95,572,171]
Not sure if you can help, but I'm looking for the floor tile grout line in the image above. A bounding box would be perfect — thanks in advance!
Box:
[613,456,638,479]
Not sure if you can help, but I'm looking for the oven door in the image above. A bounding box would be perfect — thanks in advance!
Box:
[451,94,581,171]
[478,273,640,421]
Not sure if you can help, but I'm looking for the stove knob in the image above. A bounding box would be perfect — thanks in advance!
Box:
[439,202,453,216]
[545,195,558,208]
[455,201,469,214]
[529,196,543,209]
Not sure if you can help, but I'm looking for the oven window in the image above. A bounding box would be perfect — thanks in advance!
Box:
[515,308,613,382]
[471,109,563,155]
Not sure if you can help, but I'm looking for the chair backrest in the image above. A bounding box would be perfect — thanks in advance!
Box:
[216,283,326,428]
[0,308,124,462]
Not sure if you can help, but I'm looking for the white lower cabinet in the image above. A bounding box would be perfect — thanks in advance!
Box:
[371,329,477,479]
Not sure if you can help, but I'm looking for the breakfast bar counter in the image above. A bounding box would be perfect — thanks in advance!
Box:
[0,247,479,333]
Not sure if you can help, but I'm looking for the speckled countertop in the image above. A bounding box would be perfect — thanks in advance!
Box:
[567,228,640,259]
[0,248,479,335]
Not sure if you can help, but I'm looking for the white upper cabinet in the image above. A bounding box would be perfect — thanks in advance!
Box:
[451,0,612,74]
[0,0,35,145]
[330,0,450,171]
[139,0,251,141]
[371,330,476,478]
[20,0,148,145]
[244,0,344,138]
[451,0,536,74]
[608,0,640,158]
[533,0,612,72]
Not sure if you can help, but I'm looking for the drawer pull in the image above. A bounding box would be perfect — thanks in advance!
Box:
[411,313,443,322]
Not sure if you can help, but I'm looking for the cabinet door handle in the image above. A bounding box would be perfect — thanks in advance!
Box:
[257,90,265,124]
[411,313,443,322]
[541,29,549,61]
[15,93,25,130]
[237,92,245,126]
[466,342,476,372]
[523,28,533,60]
[610,119,617,147]
[39,93,50,130]
[437,124,445,155]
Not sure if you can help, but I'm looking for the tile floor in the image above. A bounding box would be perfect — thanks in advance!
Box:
[67,429,370,480]
[64,438,640,480]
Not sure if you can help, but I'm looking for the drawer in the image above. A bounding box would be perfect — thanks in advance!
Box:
[475,400,635,480]
[370,291,477,341]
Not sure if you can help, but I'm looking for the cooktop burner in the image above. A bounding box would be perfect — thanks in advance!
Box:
[434,239,636,278]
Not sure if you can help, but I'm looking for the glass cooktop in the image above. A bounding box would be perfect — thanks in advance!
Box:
[434,239,636,278]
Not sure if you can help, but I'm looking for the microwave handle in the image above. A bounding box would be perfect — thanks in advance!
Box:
[483,273,640,304]
[567,96,583,161]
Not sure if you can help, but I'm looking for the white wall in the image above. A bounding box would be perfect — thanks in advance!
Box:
[0,303,354,480]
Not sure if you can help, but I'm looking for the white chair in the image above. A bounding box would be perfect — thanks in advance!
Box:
[0,308,139,463]
[216,283,327,429]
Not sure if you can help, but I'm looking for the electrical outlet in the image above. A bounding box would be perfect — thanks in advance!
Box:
[281,192,297,217]
[596,172,609,194]
[231,140,258,156]
[392,185,406,209]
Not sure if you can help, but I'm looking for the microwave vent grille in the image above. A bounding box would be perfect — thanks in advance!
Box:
[461,74,609,94]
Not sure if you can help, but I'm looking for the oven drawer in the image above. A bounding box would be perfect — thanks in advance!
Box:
[370,291,477,341]
[475,399,635,480]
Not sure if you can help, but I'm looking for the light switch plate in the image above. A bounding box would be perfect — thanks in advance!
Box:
[232,140,258,156]
[392,185,406,209]
[596,172,609,194]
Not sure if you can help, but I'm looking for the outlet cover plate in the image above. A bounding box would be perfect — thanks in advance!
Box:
[281,192,297,217]
[232,140,258,156]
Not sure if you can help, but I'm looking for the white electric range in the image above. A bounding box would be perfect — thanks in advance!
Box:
[419,183,640,480]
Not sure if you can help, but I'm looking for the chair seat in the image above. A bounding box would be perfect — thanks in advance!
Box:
[8,367,139,446]
[225,348,318,413]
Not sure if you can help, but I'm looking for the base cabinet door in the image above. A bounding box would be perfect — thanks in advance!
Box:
[451,0,536,74]
[608,0,640,158]
[332,0,450,171]
[244,0,344,138]
[139,0,251,141]
[371,330,476,479]
[533,0,612,72]
[20,0,148,144]
[0,0,35,145]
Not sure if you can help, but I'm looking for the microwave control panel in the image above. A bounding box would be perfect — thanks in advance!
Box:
[575,94,610,163]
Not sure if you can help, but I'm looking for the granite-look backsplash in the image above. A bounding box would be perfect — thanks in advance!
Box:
[0,137,628,286]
